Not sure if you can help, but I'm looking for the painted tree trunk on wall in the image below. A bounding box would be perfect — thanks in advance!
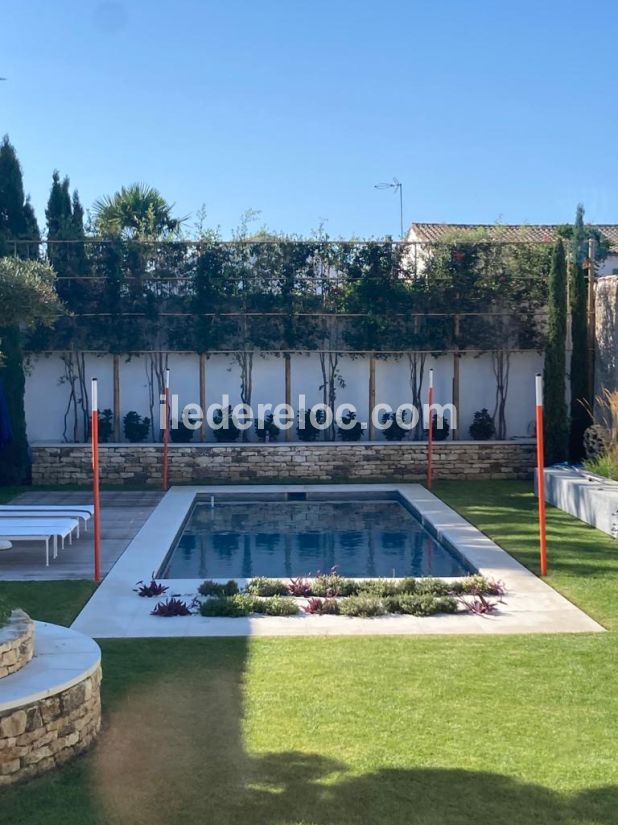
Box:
[113,354,120,442]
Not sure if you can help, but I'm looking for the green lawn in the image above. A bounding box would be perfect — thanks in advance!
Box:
[1,481,618,825]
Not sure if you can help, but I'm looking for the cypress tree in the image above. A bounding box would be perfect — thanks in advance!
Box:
[45,175,89,322]
[569,205,589,460]
[0,136,40,483]
[543,238,569,464]
[0,135,37,257]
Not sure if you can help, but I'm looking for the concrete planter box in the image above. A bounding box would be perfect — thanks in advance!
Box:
[537,466,618,538]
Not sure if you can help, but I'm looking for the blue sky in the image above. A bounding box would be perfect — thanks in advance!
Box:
[2,0,617,238]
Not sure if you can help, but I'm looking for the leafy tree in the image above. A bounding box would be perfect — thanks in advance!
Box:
[543,239,568,464]
[0,258,64,483]
[92,183,185,239]
[0,136,43,482]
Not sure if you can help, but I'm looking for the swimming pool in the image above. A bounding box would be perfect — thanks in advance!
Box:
[160,496,473,579]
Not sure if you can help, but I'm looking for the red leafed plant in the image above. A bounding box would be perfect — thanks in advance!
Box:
[288,576,312,597]
[303,597,339,615]
[485,578,506,597]
[463,594,499,615]
[134,578,169,598]
[151,597,194,617]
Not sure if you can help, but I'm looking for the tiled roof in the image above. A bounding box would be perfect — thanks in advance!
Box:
[408,222,618,249]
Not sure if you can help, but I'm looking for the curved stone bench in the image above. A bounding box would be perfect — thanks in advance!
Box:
[0,621,101,785]
[0,610,34,678]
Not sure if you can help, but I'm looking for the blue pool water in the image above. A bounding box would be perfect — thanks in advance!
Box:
[161,499,472,579]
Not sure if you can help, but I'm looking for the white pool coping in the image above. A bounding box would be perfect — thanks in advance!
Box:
[0,622,101,713]
[71,484,604,638]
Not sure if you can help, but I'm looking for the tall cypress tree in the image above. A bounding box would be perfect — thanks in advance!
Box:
[0,136,40,483]
[45,174,89,322]
[569,204,589,460]
[543,238,569,464]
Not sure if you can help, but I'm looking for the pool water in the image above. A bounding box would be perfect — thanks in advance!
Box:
[161,499,472,579]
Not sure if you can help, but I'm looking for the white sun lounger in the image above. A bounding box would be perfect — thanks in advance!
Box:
[0,508,91,537]
[0,505,93,528]
[0,518,79,566]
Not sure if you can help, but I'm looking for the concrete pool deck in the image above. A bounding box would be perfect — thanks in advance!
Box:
[70,484,604,638]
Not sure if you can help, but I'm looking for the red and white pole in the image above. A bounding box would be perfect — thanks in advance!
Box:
[162,368,170,491]
[535,373,548,576]
[427,368,434,490]
[91,378,101,583]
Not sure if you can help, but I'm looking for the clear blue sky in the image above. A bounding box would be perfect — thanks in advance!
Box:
[3,0,617,238]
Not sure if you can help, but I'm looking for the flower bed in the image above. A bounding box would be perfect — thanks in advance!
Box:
[142,573,505,619]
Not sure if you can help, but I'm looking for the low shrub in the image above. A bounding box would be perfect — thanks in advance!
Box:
[199,594,298,616]
[449,575,506,597]
[415,578,451,597]
[387,594,458,616]
[357,579,399,597]
[198,579,239,597]
[259,596,299,616]
[303,597,339,615]
[245,577,289,597]
[397,578,418,594]
[151,597,194,617]
[200,594,255,617]
[339,595,386,617]
[312,570,358,597]
[134,579,169,598]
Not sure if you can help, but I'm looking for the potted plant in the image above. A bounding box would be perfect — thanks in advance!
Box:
[337,410,363,441]
[255,412,280,442]
[431,412,450,441]
[212,405,241,443]
[380,411,410,441]
[297,408,325,442]
[170,416,199,443]
[123,411,150,443]
[469,409,495,440]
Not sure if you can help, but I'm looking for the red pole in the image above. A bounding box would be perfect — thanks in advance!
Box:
[427,368,434,490]
[162,368,170,491]
[91,378,101,583]
[535,373,548,576]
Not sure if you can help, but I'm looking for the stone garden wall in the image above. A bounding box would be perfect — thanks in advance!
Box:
[0,619,102,786]
[31,440,536,485]
[0,667,101,785]
[0,611,34,679]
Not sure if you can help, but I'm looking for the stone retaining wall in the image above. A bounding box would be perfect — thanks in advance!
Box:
[0,666,101,785]
[0,611,34,679]
[31,440,536,485]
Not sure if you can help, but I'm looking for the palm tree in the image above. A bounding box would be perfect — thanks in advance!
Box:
[92,183,185,239]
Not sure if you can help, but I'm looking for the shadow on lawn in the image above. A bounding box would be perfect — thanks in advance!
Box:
[88,640,618,825]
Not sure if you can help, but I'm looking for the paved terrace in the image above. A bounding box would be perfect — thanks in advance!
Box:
[0,491,163,580]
